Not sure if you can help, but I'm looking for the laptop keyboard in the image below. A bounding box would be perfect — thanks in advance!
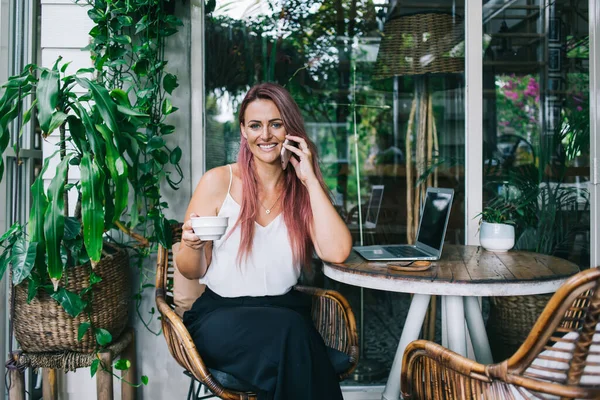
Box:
[383,246,429,258]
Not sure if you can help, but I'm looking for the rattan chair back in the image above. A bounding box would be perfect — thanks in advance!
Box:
[156,224,359,399]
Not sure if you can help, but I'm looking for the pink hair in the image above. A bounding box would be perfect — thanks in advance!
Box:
[234,83,329,272]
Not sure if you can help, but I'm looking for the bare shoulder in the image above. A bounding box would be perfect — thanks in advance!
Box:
[187,165,233,216]
[194,165,231,197]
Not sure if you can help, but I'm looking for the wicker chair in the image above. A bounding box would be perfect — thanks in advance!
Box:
[155,225,359,399]
[401,267,600,399]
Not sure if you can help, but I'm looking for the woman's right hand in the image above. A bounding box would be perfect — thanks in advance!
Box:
[182,212,208,250]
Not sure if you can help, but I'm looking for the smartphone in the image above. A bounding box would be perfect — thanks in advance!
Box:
[280,139,298,170]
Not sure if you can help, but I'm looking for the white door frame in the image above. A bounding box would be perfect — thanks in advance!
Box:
[590,0,600,267]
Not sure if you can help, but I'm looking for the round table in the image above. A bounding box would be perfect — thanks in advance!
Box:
[323,245,579,400]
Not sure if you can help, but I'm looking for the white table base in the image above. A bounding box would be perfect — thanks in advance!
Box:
[381,294,431,400]
[381,295,494,400]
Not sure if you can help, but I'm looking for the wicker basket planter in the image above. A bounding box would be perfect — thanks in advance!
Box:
[13,243,130,353]
[486,294,551,361]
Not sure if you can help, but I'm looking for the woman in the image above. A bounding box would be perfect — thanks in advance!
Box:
[177,83,353,400]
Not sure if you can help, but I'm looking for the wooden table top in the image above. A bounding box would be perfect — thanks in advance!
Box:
[323,245,580,297]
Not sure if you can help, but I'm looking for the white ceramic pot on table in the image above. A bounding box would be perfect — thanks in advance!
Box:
[479,221,515,252]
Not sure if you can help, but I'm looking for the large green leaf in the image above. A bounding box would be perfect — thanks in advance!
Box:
[71,102,105,163]
[37,68,60,133]
[28,158,51,242]
[44,155,71,286]
[50,287,87,317]
[64,217,82,240]
[66,115,89,153]
[47,111,68,135]
[0,251,11,282]
[75,77,120,135]
[11,239,39,285]
[96,124,128,221]
[80,153,105,266]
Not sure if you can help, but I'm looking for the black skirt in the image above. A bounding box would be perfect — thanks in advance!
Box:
[183,287,344,400]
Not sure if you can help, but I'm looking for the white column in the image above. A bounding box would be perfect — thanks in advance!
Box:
[465,0,483,245]
[590,0,600,267]
[190,0,206,188]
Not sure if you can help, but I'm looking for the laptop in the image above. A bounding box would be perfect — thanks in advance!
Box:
[353,187,454,261]
[348,185,384,230]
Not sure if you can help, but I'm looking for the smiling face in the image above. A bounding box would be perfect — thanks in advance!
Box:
[241,99,287,166]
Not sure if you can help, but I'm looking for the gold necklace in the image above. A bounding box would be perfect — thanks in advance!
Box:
[260,191,283,214]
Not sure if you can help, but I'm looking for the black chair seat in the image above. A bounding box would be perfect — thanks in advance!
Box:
[187,346,352,393]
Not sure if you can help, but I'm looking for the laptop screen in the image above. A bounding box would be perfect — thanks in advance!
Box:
[416,190,453,251]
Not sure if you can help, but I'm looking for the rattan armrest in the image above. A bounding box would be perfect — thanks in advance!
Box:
[401,340,600,400]
[401,340,497,399]
[294,285,359,379]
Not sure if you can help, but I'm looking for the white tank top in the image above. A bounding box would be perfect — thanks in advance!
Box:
[199,165,300,297]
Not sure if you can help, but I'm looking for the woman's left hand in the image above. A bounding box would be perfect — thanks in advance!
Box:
[283,135,317,186]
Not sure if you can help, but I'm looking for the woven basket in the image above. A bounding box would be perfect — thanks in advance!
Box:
[486,294,552,361]
[13,243,130,353]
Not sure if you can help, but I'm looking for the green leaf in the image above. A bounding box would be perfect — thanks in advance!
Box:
[141,375,148,385]
[71,103,105,164]
[113,35,132,45]
[77,322,91,341]
[89,271,102,285]
[170,147,182,164]
[116,15,133,27]
[90,359,100,377]
[28,161,50,243]
[64,217,81,240]
[109,88,130,106]
[160,124,175,135]
[60,61,72,73]
[133,59,149,76]
[113,359,130,371]
[96,124,129,220]
[95,328,112,346]
[66,115,89,153]
[37,68,60,133]
[27,275,40,303]
[147,136,165,150]
[44,155,71,283]
[135,15,149,34]
[47,112,68,134]
[0,251,11,282]
[163,74,178,95]
[11,239,39,285]
[116,105,148,118]
[75,77,120,136]
[161,98,173,115]
[51,287,87,317]
[0,222,22,243]
[80,153,105,266]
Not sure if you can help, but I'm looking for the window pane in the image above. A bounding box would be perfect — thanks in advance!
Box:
[482,0,589,265]
[482,0,590,360]
[205,0,465,384]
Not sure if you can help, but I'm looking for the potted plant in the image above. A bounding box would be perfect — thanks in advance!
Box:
[478,204,516,252]
[0,58,178,354]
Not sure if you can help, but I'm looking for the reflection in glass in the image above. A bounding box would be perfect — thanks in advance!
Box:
[204,0,465,384]
[205,0,465,249]
[482,0,590,266]
[481,0,590,363]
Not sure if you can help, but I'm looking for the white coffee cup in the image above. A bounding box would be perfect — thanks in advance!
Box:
[190,216,229,241]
